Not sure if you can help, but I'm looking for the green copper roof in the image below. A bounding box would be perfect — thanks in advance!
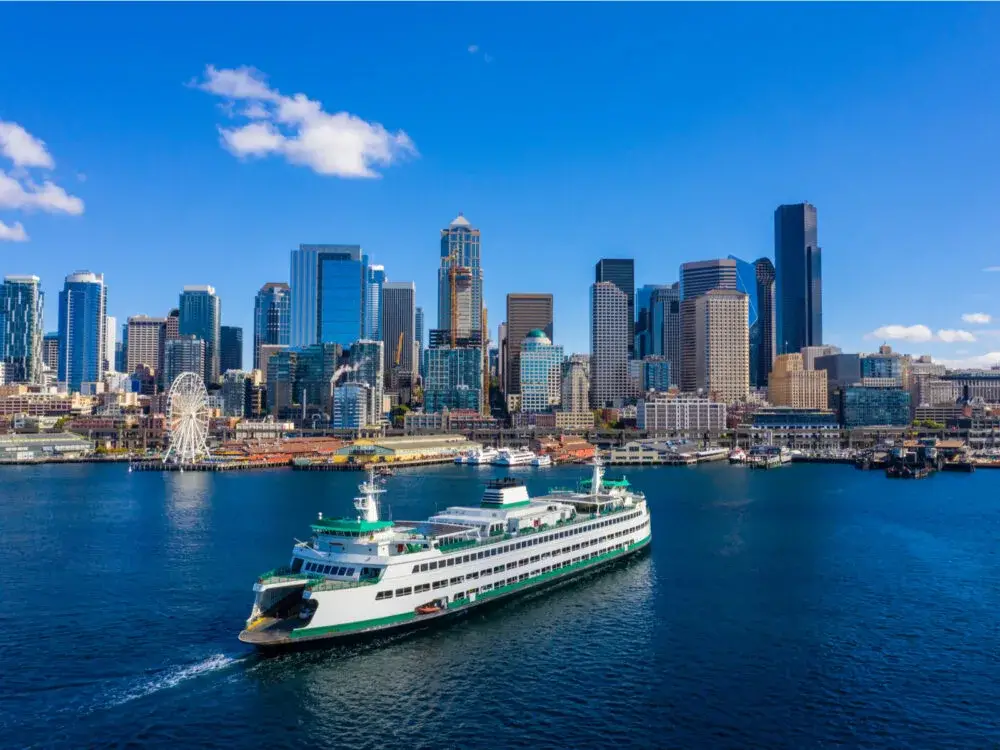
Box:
[311,518,394,534]
[527,329,547,338]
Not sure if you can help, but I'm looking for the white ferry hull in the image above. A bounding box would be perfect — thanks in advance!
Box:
[240,532,651,651]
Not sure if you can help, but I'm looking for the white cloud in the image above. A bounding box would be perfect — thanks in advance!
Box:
[0,121,83,242]
[0,121,54,169]
[193,65,417,179]
[0,220,28,242]
[868,324,934,343]
[938,352,1000,369]
[984,266,1000,272]
[867,324,977,344]
[938,329,976,343]
[0,171,84,215]
[962,312,991,324]
[467,44,479,54]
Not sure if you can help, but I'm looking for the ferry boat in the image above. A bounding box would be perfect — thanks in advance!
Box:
[531,454,553,467]
[239,461,651,650]
[454,447,500,465]
[493,447,536,466]
[747,445,792,469]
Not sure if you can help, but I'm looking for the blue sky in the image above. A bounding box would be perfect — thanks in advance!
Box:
[2,3,1000,366]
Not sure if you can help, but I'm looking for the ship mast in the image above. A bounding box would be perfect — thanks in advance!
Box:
[354,466,385,522]
[590,456,604,497]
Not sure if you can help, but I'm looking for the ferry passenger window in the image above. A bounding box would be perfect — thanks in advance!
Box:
[430,562,438,570]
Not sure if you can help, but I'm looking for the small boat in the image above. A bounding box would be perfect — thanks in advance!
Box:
[531,454,553,467]
[493,448,536,466]
[728,449,747,464]
[416,604,442,615]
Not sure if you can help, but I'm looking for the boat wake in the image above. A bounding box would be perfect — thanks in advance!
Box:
[93,653,241,712]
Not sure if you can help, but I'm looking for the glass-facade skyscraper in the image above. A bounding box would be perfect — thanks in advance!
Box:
[178,285,221,384]
[753,258,776,387]
[595,259,635,358]
[57,271,106,392]
[438,214,482,337]
[775,202,822,354]
[290,244,366,348]
[0,275,44,384]
[423,346,484,412]
[635,284,670,360]
[519,329,564,413]
[365,265,385,341]
[220,325,243,373]
[253,282,290,370]
[381,281,415,384]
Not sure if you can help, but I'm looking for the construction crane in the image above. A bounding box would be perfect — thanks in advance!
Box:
[395,331,404,366]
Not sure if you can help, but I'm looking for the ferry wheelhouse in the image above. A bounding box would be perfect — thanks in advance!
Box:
[239,461,651,649]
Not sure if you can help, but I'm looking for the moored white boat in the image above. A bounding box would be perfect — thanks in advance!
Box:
[531,454,553,467]
[493,448,536,466]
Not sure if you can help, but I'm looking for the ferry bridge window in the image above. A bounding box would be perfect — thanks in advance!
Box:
[346,568,355,576]
[412,566,419,574]
[420,564,428,572]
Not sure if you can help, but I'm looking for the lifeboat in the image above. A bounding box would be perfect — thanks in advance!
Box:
[416,604,441,615]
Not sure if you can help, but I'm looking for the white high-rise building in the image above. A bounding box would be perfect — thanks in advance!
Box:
[590,282,629,408]
[693,290,749,404]
[560,354,590,413]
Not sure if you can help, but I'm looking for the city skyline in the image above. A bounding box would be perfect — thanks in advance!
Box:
[2,4,1000,366]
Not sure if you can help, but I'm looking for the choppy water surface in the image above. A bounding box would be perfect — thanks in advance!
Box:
[1,463,998,748]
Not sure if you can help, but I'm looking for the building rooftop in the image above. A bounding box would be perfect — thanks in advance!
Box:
[449,213,471,228]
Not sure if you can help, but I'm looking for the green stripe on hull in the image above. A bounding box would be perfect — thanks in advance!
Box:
[290,532,651,640]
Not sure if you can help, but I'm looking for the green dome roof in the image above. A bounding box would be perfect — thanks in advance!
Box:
[527,329,547,338]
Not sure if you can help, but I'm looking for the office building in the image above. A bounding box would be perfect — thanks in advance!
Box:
[637,393,727,434]
[0,275,44,384]
[861,351,903,383]
[814,353,862,390]
[381,281,415,385]
[178,285,221,384]
[801,345,841,371]
[561,354,591,414]
[595,259,635,357]
[253,282,291,370]
[220,326,243,373]
[365,265,386,341]
[423,346,484,412]
[221,370,249,417]
[438,214,482,338]
[266,343,342,422]
[348,339,385,426]
[753,258,776,386]
[104,316,117,373]
[415,306,425,376]
[680,259,737,300]
[518,330,564,413]
[165,308,180,340]
[590,281,629,408]
[641,356,671,392]
[775,202,822,353]
[126,315,166,377]
[290,244,365,347]
[841,386,910,427]
[333,382,371,430]
[57,271,107,392]
[504,293,554,396]
[635,284,675,360]
[163,335,206,389]
[42,333,59,373]
[767,353,828,409]
[689,290,749,403]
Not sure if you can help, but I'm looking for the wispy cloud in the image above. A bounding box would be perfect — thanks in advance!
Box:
[193,65,417,179]
[467,44,494,63]
[0,219,28,242]
[962,312,992,324]
[0,120,84,241]
[983,266,1000,272]
[937,352,1000,369]
[867,324,976,343]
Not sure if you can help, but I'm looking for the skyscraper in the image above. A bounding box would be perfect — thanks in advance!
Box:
[595,259,635,357]
[381,281,415,384]
[104,316,117,373]
[365,265,386,341]
[348,339,385,426]
[163,335,206,389]
[423,346,484,413]
[126,315,166,377]
[691,290,749,403]
[289,244,365,347]
[504,293,554,397]
[165,308,180,340]
[0,275,44,384]
[561,354,591,413]
[635,284,669,360]
[42,332,59,374]
[253,282,291,370]
[178,285,221,384]
[266,343,342,422]
[659,284,681,387]
[414,305,425,377]
[220,325,243,373]
[438,214,482,337]
[680,259,738,300]
[519,329,564,413]
[57,271,107,391]
[590,281,629,408]
[774,202,822,353]
[753,258,776,387]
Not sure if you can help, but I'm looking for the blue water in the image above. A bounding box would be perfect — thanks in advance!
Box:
[1,463,998,749]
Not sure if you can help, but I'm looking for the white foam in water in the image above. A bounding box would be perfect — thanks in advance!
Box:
[98,654,239,710]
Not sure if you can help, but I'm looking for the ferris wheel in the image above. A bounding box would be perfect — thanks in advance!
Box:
[163,372,210,464]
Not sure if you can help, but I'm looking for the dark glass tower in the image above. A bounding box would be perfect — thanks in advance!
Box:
[595,259,635,358]
[753,258,776,387]
[775,202,822,354]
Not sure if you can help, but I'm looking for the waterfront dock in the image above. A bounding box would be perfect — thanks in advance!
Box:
[130,456,291,472]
